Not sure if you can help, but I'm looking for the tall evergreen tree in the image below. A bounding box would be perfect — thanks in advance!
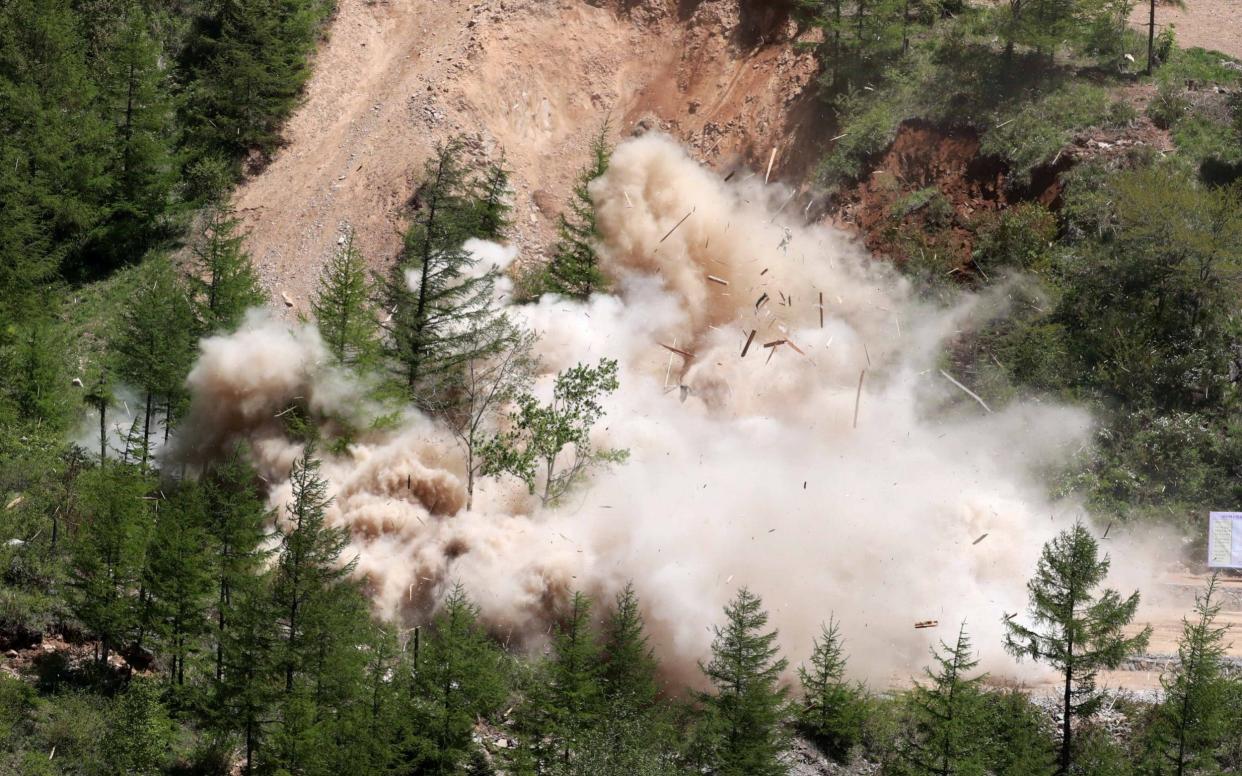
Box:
[273,444,353,694]
[214,569,278,776]
[94,3,176,265]
[468,155,513,241]
[797,616,866,762]
[312,229,380,368]
[1003,522,1151,775]
[903,621,987,776]
[144,483,213,688]
[600,582,659,710]
[202,446,272,683]
[1147,573,1233,776]
[541,125,611,299]
[114,257,196,469]
[70,464,151,665]
[550,591,604,761]
[404,584,507,775]
[699,587,790,776]
[188,208,266,335]
[380,140,515,409]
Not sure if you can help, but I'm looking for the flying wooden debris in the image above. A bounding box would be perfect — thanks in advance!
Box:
[853,369,866,428]
[765,147,778,184]
[741,329,757,357]
[972,533,989,545]
[914,620,939,629]
[707,275,729,286]
[938,369,993,413]
[762,339,786,349]
[785,339,806,356]
[4,495,23,510]
[755,292,770,309]
[659,207,696,243]
[659,342,695,359]
[819,291,825,328]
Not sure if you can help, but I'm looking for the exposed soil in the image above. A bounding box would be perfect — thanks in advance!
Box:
[1128,0,1242,60]
[232,0,824,310]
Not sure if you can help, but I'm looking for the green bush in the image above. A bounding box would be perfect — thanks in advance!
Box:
[1148,78,1189,129]
[820,97,901,186]
[972,202,1057,271]
[981,83,1110,184]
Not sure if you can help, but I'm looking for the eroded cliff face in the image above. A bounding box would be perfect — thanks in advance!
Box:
[231,0,824,309]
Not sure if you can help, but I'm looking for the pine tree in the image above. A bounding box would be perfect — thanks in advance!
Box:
[103,677,173,776]
[144,482,213,689]
[202,446,272,684]
[312,229,380,368]
[70,463,151,665]
[405,584,507,775]
[699,587,790,776]
[95,3,176,265]
[1003,522,1151,775]
[469,156,513,241]
[550,591,604,761]
[797,616,866,762]
[981,689,1056,776]
[182,0,326,160]
[600,582,659,710]
[188,209,266,335]
[903,621,987,776]
[1148,573,1233,776]
[542,125,611,298]
[4,320,74,432]
[480,358,627,505]
[114,257,196,470]
[380,140,515,409]
[273,444,353,694]
[214,570,278,776]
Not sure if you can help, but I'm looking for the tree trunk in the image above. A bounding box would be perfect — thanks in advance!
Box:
[141,389,153,471]
[1146,0,1157,74]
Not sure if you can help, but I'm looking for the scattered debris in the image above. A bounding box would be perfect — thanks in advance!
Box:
[853,369,866,428]
[71,377,83,388]
[281,292,294,308]
[938,369,992,413]
[914,620,939,629]
[659,207,695,243]
[741,329,756,357]
[818,292,824,328]
[1103,521,1113,539]
[755,292,770,309]
[764,147,777,184]
[5,495,23,510]
[972,533,989,545]
[706,274,729,286]
[659,342,695,360]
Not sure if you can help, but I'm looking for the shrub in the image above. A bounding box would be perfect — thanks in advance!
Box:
[972,202,1057,271]
[1148,78,1189,129]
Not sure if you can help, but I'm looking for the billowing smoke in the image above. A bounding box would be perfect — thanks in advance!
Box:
[177,135,1168,685]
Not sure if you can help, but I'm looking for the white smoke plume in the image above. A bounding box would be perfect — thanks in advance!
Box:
[176,134,1171,685]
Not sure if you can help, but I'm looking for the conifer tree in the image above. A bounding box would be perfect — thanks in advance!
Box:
[5,320,73,432]
[1003,522,1151,775]
[480,357,627,505]
[550,591,604,761]
[542,125,611,298]
[71,464,151,665]
[469,156,513,241]
[1148,573,1233,776]
[114,257,196,470]
[380,140,515,409]
[96,3,176,264]
[144,483,213,688]
[699,587,790,776]
[312,228,380,368]
[601,582,659,710]
[103,677,173,776]
[797,616,866,762]
[214,570,278,776]
[202,446,272,683]
[188,209,266,335]
[273,444,353,694]
[981,689,1056,776]
[903,621,987,776]
[406,584,507,774]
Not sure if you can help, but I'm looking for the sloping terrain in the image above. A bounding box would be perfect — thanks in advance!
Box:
[233,0,824,308]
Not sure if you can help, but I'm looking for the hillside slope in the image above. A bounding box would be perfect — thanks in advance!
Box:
[233,0,825,308]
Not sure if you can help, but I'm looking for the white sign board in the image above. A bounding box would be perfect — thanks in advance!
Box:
[1208,512,1242,569]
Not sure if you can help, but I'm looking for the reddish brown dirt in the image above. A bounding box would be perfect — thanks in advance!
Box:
[1129,0,1242,60]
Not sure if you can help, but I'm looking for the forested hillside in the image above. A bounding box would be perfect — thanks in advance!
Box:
[2,1,1242,775]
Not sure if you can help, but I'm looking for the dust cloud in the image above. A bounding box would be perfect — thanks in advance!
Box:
[175,134,1168,685]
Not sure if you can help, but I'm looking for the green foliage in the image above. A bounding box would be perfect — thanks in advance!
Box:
[980,82,1109,184]
[539,125,612,299]
[1145,574,1235,775]
[550,591,604,758]
[1003,522,1151,773]
[902,622,988,775]
[601,582,660,710]
[102,678,173,775]
[312,229,381,368]
[1147,78,1189,129]
[698,587,790,776]
[381,140,516,409]
[468,157,515,241]
[187,209,267,335]
[144,483,213,689]
[480,358,627,505]
[972,202,1057,272]
[797,617,867,762]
